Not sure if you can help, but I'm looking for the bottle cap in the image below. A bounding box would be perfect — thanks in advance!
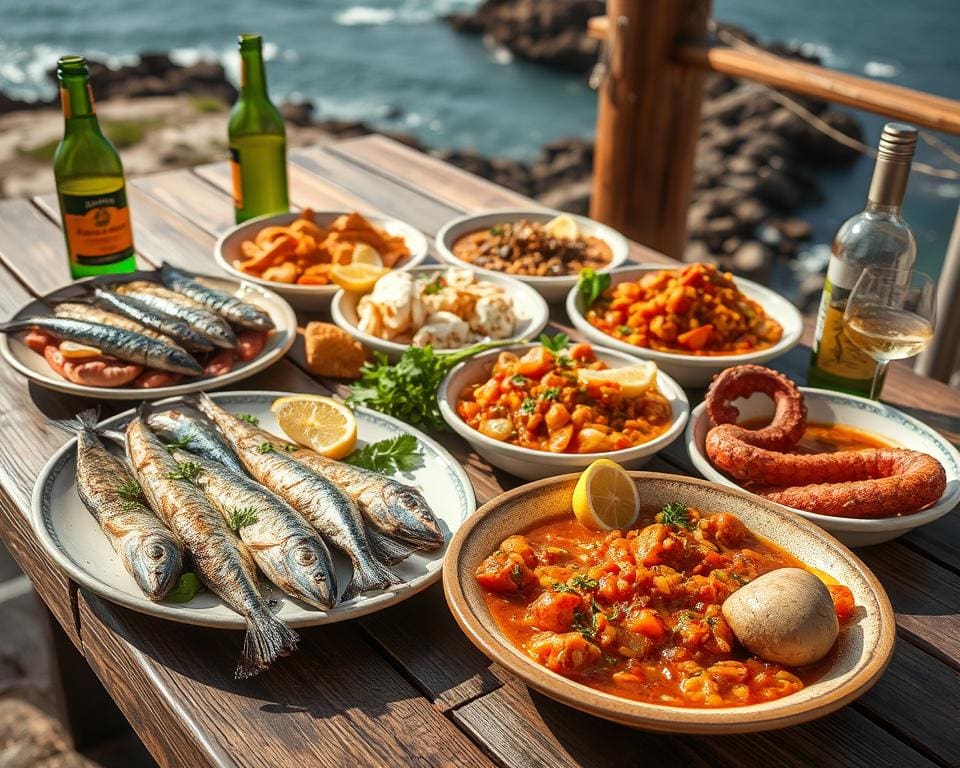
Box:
[878,123,918,162]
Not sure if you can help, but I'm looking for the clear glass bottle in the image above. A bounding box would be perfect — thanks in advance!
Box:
[808,123,918,396]
[54,55,136,279]
[228,34,289,223]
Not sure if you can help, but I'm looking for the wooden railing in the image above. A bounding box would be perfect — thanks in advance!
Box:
[586,0,960,257]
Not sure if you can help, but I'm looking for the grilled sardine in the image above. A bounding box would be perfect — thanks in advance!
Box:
[52,302,182,350]
[160,263,274,331]
[92,288,215,353]
[145,406,248,476]
[114,281,237,349]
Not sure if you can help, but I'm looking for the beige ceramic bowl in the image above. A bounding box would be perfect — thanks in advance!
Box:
[443,472,895,733]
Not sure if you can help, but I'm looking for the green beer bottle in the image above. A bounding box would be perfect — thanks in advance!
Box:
[228,34,289,223]
[54,55,136,279]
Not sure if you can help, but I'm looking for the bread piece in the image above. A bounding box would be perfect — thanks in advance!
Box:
[303,322,368,379]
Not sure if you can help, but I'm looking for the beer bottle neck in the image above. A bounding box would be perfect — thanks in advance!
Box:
[60,76,97,123]
[240,49,268,99]
[865,155,910,214]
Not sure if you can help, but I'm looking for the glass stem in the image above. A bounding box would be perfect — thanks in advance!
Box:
[869,361,888,400]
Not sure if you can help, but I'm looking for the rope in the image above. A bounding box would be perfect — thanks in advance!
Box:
[710,23,960,181]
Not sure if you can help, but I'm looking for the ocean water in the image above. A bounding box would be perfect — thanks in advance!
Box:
[1,0,957,277]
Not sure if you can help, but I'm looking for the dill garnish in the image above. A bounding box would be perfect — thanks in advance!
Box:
[656,502,694,531]
[164,433,194,453]
[227,507,259,531]
[163,461,200,482]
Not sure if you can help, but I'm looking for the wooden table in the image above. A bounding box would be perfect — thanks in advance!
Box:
[0,136,958,768]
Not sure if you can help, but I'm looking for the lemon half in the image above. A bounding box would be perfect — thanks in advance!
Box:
[571,459,640,531]
[577,361,659,398]
[271,395,357,459]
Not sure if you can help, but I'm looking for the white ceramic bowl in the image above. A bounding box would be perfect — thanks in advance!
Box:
[435,208,630,303]
[685,387,960,547]
[438,343,689,480]
[331,266,550,362]
[215,210,429,310]
[566,265,803,387]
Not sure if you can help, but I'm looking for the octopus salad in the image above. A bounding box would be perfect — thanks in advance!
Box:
[356,268,519,349]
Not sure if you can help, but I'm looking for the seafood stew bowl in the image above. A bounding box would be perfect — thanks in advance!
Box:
[685,388,960,547]
[32,391,476,629]
[437,343,689,480]
[443,471,895,733]
[565,265,804,387]
[215,210,429,310]
[331,266,550,361]
[0,270,297,400]
[435,208,630,303]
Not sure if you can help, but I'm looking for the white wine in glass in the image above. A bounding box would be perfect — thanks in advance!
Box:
[842,267,936,399]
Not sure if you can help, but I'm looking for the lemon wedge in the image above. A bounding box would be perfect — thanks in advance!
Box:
[59,340,102,359]
[577,362,659,398]
[544,214,579,241]
[330,263,388,292]
[571,459,640,531]
[271,395,358,459]
[351,242,383,267]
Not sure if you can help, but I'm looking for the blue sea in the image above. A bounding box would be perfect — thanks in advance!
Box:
[1,0,958,278]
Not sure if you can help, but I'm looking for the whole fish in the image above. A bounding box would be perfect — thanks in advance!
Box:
[145,406,248,476]
[52,302,183,350]
[170,448,337,609]
[193,394,402,600]
[92,288,215,353]
[365,527,418,565]
[125,410,298,678]
[160,263,275,331]
[291,452,444,550]
[0,316,202,376]
[66,409,183,600]
[114,281,237,349]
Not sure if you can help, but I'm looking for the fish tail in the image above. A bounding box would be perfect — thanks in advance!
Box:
[367,527,417,566]
[235,611,299,679]
[340,554,403,602]
[0,320,25,333]
[49,407,101,435]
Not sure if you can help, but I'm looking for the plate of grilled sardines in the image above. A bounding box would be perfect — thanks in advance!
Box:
[0,263,296,399]
[32,392,473,678]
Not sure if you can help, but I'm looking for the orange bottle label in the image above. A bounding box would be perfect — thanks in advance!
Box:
[61,190,134,265]
[230,147,244,209]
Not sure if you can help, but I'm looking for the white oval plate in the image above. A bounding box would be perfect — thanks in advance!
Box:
[215,210,429,310]
[435,208,630,303]
[31,392,476,629]
[685,387,960,546]
[0,270,297,400]
[331,266,551,361]
[566,265,803,387]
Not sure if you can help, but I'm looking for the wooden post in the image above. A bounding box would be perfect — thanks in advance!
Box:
[590,0,710,258]
[916,203,960,382]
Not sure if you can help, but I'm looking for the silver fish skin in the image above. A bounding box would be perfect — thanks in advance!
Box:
[145,407,248,476]
[291,451,443,550]
[52,302,183,350]
[160,263,275,331]
[170,448,337,609]
[0,316,202,376]
[125,412,298,678]
[69,409,183,600]
[193,394,402,600]
[366,527,418,565]
[113,281,237,349]
[92,289,215,353]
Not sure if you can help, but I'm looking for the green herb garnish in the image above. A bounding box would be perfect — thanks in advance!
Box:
[617,325,633,336]
[510,564,523,589]
[657,501,694,531]
[556,353,574,369]
[164,572,202,603]
[423,276,444,295]
[284,444,298,452]
[164,433,194,453]
[345,434,422,473]
[541,387,561,401]
[578,268,611,308]
[256,442,275,454]
[237,413,260,426]
[572,610,600,641]
[551,582,577,594]
[519,397,537,415]
[116,479,144,510]
[510,374,528,386]
[347,342,513,431]
[539,333,569,353]
[227,507,259,531]
[489,225,504,236]
[163,461,200,482]
[571,574,599,591]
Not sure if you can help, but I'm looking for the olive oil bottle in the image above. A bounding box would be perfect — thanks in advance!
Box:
[54,55,136,279]
[228,34,289,223]
[808,123,918,395]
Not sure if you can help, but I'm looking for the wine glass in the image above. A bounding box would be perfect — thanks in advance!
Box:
[842,266,936,400]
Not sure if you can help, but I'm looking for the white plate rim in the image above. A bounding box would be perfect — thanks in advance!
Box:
[30,391,476,629]
[0,271,297,400]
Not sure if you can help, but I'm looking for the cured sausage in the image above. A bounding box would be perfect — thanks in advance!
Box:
[43,346,143,388]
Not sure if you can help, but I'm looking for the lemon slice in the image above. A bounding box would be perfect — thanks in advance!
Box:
[572,459,640,531]
[271,395,358,459]
[330,263,388,292]
[351,242,383,267]
[577,362,659,398]
[59,340,102,359]
[544,214,579,241]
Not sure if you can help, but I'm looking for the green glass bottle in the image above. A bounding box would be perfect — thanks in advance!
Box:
[54,55,136,279]
[228,34,289,223]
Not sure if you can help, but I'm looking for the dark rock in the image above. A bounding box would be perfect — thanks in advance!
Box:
[755,166,801,209]
[776,217,813,241]
[732,198,767,227]
[280,100,315,127]
[731,241,773,279]
[536,177,592,215]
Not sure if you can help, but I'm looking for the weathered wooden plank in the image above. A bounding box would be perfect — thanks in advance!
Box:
[131,169,238,238]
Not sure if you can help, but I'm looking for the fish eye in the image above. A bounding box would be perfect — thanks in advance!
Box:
[295,548,317,566]
[147,543,166,560]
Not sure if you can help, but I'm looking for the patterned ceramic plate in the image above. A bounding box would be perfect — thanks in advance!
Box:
[32,392,475,628]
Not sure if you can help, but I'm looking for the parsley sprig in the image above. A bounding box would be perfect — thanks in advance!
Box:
[163,461,200,483]
[578,268,611,307]
[237,413,260,426]
[345,434,422,473]
[226,507,259,531]
[539,333,569,353]
[116,479,144,510]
